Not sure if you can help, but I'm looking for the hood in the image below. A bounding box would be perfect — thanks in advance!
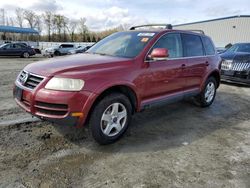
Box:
[220,51,250,60]
[233,53,250,63]
[25,53,132,77]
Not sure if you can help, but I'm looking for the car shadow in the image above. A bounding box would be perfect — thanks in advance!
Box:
[221,81,250,88]
[53,89,250,153]
[0,55,44,59]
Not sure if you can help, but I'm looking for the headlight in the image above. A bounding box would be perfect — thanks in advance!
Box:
[45,77,84,91]
[221,59,233,70]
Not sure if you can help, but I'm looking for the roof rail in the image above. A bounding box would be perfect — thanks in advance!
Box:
[185,30,205,34]
[130,24,173,30]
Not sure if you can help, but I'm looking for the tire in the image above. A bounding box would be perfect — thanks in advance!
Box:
[22,52,30,58]
[89,93,132,145]
[196,77,217,107]
[54,51,61,56]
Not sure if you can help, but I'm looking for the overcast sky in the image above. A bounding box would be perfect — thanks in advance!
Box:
[0,0,249,30]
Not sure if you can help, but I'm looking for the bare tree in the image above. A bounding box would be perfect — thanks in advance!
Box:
[6,17,9,26]
[53,14,65,41]
[43,11,53,41]
[9,17,14,26]
[15,8,24,27]
[117,24,130,31]
[24,10,37,28]
[62,16,69,41]
[35,16,42,33]
[67,19,78,42]
[78,17,88,42]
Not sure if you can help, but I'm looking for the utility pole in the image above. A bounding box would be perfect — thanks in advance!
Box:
[0,9,5,25]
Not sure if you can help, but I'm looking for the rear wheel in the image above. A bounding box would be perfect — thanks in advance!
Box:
[196,77,217,107]
[89,93,132,145]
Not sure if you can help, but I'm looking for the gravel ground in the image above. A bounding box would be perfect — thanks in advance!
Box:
[0,57,249,188]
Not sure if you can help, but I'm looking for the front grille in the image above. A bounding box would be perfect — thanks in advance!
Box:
[36,101,68,109]
[36,108,67,116]
[19,71,44,89]
[231,61,250,71]
[22,99,31,108]
[35,101,68,116]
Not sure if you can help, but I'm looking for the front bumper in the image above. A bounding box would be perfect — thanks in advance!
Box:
[221,70,250,85]
[13,81,97,127]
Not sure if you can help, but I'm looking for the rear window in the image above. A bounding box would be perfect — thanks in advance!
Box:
[202,37,215,55]
[182,34,204,57]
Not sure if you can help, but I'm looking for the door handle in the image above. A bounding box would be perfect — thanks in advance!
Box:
[181,64,186,68]
[205,61,209,66]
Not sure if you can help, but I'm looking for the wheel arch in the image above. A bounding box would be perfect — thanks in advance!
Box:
[205,70,221,88]
[94,85,139,113]
[54,50,61,55]
[84,84,139,126]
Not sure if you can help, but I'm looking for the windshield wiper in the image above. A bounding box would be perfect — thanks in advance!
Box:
[91,52,108,56]
[87,52,118,57]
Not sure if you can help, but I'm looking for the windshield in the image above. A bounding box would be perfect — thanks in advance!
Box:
[0,44,7,48]
[87,31,156,58]
[227,43,250,53]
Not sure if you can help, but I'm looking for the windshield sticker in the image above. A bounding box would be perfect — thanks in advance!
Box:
[141,38,149,42]
[137,33,155,37]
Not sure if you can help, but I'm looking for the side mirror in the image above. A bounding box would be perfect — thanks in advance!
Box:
[149,48,169,61]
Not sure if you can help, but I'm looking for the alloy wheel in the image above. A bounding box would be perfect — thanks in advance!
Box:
[100,102,127,137]
[205,82,215,103]
[23,52,29,58]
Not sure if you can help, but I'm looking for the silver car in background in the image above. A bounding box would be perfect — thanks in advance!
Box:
[43,44,76,57]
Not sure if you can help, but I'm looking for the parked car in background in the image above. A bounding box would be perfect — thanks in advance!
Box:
[17,42,41,54]
[216,47,226,54]
[0,43,36,58]
[14,24,221,144]
[44,44,76,56]
[68,45,93,54]
[220,43,250,85]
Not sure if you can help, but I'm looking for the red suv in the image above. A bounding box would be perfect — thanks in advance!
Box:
[14,24,221,144]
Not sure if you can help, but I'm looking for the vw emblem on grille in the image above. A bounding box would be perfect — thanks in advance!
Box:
[20,72,29,84]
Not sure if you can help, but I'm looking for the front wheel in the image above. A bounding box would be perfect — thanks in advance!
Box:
[89,93,132,145]
[22,52,30,58]
[54,51,61,56]
[196,77,217,107]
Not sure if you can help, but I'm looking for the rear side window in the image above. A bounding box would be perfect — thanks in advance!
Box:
[202,37,215,55]
[61,44,74,48]
[182,34,204,57]
[13,44,24,49]
[151,33,183,58]
[5,44,12,49]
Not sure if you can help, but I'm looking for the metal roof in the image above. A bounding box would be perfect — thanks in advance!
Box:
[0,25,39,34]
[174,15,250,27]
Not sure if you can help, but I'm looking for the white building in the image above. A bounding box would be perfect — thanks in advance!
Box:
[174,15,250,47]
